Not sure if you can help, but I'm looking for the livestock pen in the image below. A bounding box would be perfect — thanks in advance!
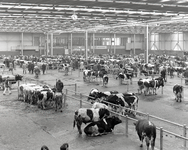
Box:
[64,88,188,150]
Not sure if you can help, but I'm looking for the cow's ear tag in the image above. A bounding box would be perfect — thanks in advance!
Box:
[103,118,107,124]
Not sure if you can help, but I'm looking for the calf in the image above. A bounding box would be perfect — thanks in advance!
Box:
[84,116,122,136]
[73,108,110,134]
[173,84,183,102]
[134,119,156,150]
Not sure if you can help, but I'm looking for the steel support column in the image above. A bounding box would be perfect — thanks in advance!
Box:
[133,34,135,56]
[114,33,116,54]
[70,33,72,55]
[46,33,49,56]
[145,25,149,64]
[93,33,95,54]
[21,32,23,56]
[85,30,88,60]
[50,33,53,56]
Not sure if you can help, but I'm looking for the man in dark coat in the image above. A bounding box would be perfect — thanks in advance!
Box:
[56,79,64,92]
[41,63,46,75]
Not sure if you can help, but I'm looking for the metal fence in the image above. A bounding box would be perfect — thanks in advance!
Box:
[64,88,188,150]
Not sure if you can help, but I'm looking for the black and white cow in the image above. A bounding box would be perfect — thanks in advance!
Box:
[134,119,156,150]
[116,71,133,84]
[73,108,110,134]
[173,84,183,102]
[84,116,122,136]
[88,88,100,102]
[0,74,23,89]
[95,90,119,102]
[138,77,164,95]
[83,69,97,82]
[53,91,63,112]
[37,89,55,109]
[103,93,138,115]
[92,102,109,109]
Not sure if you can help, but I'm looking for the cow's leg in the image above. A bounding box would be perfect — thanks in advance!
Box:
[151,137,155,150]
[77,122,82,134]
[55,97,58,111]
[42,98,46,109]
[138,134,144,147]
[145,136,150,150]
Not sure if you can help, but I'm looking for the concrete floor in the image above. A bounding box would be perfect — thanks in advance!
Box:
[0,66,187,150]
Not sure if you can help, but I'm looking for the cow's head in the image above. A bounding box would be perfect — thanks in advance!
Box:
[111,116,122,129]
[15,74,23,81]
[99,108,110,119]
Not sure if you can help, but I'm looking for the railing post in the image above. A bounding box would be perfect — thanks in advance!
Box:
[75,83,77,95]
[125,115,128,137]
[18,80,20,100]
[65,89,68,95]
[160,127,163,150]
[183,124,187,148]
[147,113,150,120]
[64,94,67,108]
[127,80,129,92]
[161,86,163,95]
[80,93,82,108]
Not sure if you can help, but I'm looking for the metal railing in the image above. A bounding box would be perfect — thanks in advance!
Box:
[64,88,188,150]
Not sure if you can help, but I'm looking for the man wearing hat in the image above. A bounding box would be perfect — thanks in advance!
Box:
[3,76,11,95]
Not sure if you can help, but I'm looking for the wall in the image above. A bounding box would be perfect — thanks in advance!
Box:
[0,51,20,56]
[150,32,188,51]
[149,50,184,57]
[53,48,65,55]
[0,32,45,51]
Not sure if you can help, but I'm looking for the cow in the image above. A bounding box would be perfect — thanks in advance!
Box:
[103,93,138,116]
[116,72,133,84]
[0,74,23,89]
[134,119,156,150]
[18,83,42,103]
[173,84,183,102]
[84,116,122,136]
[37,89,55,109]
[83,69,97,82]
[138,77,164,95]
[94,90,119,102]
[73,108,110,134]
[88,88,100,103]
[92,102,109,109]
[53,91,63,112]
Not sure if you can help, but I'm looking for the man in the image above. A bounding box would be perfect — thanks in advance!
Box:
[9,62,13,74]
[41,145,49,150]
[56,79,64,92]
[3,76,11,95]
[41,63,46,75]
[60,143,69,150]
[22,62,27,74]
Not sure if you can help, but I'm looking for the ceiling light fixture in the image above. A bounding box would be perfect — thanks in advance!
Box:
[71,12,78,20]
